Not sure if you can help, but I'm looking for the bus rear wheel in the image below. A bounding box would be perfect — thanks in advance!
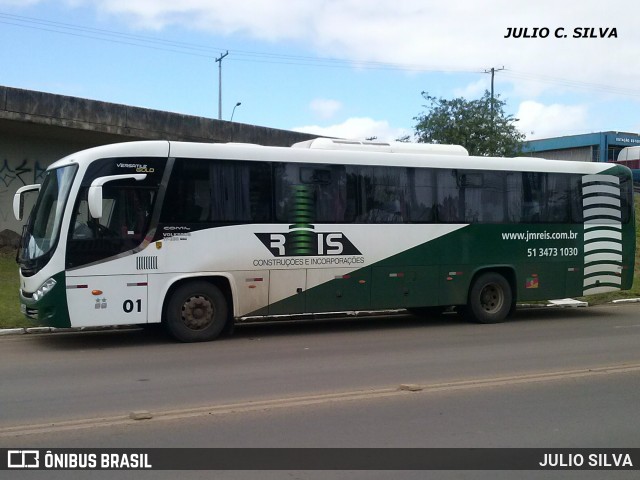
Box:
[465,272,512,324]
[165,281,228,342]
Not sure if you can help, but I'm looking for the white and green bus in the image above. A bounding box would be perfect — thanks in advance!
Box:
[14,138,635,342]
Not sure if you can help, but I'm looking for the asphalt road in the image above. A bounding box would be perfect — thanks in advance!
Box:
[1,304,639,478]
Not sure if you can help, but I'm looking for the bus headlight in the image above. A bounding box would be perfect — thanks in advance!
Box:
[33,278,57,302]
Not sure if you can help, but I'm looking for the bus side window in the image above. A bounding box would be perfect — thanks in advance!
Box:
[521,172,545,223]
[345,168,360,221]
[161,159,272,224]
[67,186,155,268]
[274,163,298,223]
[276,163,348,224]
[569,175,583,223]
[545,174,571,222]
[301,166,348,223]
[72,199,93,239]
[406,168,435,223]
[360,166,410,224]
[482,172,506,222]
[618,173,633,224]
[506,173,524,222]
[436,170,462,223]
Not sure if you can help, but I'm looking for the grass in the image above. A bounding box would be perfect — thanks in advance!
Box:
[0,248,31,328]
[1,198,639,328]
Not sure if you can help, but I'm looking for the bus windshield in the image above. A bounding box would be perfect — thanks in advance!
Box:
[18,164,77,263]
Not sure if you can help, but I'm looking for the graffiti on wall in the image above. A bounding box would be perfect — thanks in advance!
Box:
[0,157,48,224]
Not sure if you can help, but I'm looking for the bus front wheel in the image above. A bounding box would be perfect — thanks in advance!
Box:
[165,281,228,342]
[465,272,512,324]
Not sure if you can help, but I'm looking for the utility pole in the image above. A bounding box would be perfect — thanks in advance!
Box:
[484,66,504,117]
[215,51,229,120]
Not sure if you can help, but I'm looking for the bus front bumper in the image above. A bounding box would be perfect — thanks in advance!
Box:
[19,272,71,328]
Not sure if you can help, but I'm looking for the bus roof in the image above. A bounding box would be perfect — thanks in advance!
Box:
[46,139,625,176]
[291,138,469,156]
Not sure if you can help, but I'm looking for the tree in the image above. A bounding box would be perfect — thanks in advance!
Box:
[413,90,526,157]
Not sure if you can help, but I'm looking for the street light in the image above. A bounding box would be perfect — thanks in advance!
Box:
[230,102,242,122]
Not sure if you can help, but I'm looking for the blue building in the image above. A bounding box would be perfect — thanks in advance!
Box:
[522,131,640,163]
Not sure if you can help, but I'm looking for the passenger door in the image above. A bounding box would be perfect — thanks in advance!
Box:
[64,157,167,327]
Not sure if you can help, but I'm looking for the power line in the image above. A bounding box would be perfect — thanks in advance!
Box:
[0,12,475,73]
[2,11,640,98]
[502,70,640,98]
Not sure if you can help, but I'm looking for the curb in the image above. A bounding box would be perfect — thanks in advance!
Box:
[0,328,27,336]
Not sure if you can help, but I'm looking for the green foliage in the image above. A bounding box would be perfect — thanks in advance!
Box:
[414,90,526,157]
[0,250,31,328]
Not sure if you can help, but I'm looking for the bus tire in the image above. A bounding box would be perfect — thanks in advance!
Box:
[465,272,512,324]
[164,281,228,342]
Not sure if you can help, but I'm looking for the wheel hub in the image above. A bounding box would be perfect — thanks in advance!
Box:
[181,295,214,330]
[480,284,503,313]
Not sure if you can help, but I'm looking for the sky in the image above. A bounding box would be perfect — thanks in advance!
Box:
[0,0,639,143]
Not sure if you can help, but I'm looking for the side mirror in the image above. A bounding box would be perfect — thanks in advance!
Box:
[13,184,41,221]
[88,174,147,219]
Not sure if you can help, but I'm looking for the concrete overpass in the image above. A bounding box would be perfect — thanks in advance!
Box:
[0,85,317,239]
